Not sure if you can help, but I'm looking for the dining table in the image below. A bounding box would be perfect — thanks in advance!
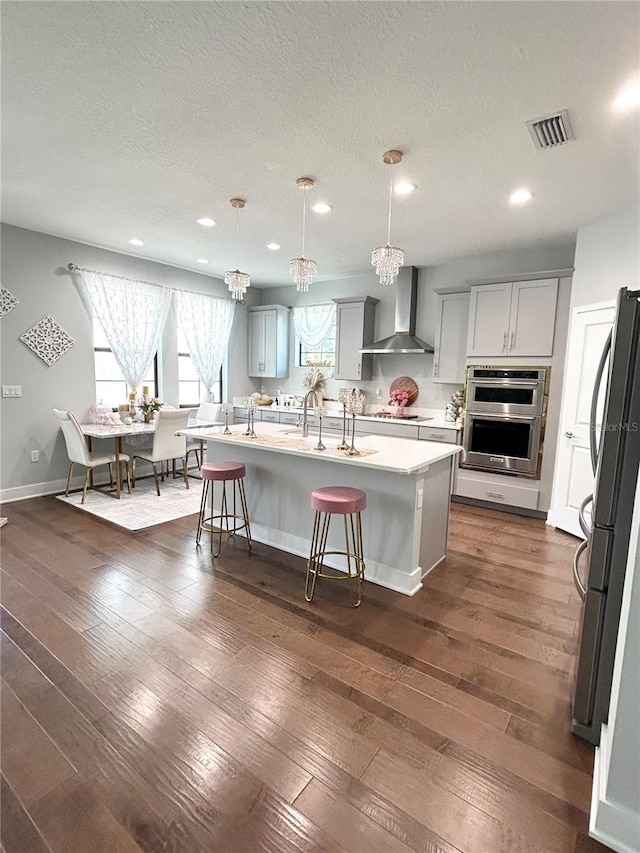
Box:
[80,416,221,498]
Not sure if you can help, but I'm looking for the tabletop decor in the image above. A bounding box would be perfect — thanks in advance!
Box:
[19,314,75,365]
[221,403,233,434]
[389,387,409,415]
[314,405,326,451]
[138,395,163,423]
[445,388,464,423]
[337,387,351,450]
[0,286,19,318]
[303,367,325,406]
[245,396,258,438]
[345,388,365,456]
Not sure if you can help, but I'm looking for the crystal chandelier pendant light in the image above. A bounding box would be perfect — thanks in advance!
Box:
[289,177,318,292]
[371,149,405,286]
[224,198,251,301]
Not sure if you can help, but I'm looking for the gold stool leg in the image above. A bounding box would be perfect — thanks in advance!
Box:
[196,479,209,546]
[350,511,364,608]
[238,476,252,550]
[305,510,321,602]
[213,481,228,557]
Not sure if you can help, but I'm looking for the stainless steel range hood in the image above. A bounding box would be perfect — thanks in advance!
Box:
[360,267,433,354]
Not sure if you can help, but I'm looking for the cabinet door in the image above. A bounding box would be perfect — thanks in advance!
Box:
[434,293,470,384]
[508,279,558,357]
[334,302,365,380]
[262,310,278,376]
[467,284,512,357]
[248,311,266,377]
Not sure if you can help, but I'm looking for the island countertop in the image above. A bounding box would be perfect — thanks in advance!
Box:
[180,421,462,476]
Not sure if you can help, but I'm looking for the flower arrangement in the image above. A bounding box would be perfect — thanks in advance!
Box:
[138,396,163,415]
[389,389,409,406]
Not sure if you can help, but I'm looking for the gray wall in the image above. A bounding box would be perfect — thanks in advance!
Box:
[257,242,576,412]
[570,206,640,309]
[0,223,259,500]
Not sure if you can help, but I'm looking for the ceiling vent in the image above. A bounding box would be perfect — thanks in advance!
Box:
[526,110,574,150]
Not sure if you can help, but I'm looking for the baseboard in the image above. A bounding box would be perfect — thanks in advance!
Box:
[0,472,129,505]
[451,494,547,520]
[590,724,640,853]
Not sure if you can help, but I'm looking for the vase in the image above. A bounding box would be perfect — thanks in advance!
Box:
[143,412,154,423]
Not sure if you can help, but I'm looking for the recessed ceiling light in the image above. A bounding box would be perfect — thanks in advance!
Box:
[196,217,216,227]
[510,188,534,205]
[311,202,332,214]
[394,181,417,195]
[267,243,281,251]
[614,84,640,110]
[128,238,144,246]
[196,258,209,264]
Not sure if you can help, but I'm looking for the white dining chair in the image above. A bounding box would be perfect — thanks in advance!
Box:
[131,408,192,495]
[52,408,131,503]
[185,402,222,470]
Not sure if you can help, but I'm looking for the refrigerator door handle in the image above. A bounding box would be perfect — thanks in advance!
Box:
[573,539,588,600]
[589,329,612,475]
[579,494,594,538]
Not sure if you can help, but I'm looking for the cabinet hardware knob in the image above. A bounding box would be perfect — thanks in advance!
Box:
[502,332,507,352]
[564,431,574,439]
[510,331,515,352]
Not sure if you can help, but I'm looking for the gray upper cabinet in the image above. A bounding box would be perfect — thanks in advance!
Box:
[433,292,470,384]
[467,278,558,358]
[247,305,289,378]
[333,296,379,381]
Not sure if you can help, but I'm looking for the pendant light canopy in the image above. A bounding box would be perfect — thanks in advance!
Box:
[224,198,250,300]
[371,149,405,286]
[289,177,318,292]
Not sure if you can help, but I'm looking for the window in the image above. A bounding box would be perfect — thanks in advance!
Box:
[93,319,157,408]
[177,326,222,406]
[298,336,336,368]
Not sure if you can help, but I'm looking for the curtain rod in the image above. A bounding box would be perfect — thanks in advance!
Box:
[67,263,239,302]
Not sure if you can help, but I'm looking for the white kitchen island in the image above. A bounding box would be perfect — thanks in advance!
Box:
[181,422,462,596]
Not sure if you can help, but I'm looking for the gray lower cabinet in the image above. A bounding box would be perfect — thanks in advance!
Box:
[332,296,379,381]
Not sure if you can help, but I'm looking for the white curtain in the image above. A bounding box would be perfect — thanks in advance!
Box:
[292,304,336,347]
[175,291,235,398]
[81,271,172,393]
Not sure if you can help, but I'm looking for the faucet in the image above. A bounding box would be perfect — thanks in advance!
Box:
[300,389,317,437]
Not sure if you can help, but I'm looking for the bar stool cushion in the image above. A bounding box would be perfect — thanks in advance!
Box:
[311,486,366,515]
[201,461,246,482]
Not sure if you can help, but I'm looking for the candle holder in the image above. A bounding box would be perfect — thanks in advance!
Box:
[345,389,364,456]
[314,406,326,451]
[337,387,351,450]
[221,403,233,435]
[245,397,258,438]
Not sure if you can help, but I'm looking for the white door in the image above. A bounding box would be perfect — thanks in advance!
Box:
[508,279,559,357]
[549,302,616,537]
[467,283,512,357]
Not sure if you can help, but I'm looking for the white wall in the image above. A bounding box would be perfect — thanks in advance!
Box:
[0,223,259,500]
[257,243,576,412]
[571,206,640,308]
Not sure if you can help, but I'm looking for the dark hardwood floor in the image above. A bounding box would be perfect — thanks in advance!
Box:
[0,496,610,853]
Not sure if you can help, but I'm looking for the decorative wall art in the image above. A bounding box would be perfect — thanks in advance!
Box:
[0,286,19,318]
[19,315,75,366]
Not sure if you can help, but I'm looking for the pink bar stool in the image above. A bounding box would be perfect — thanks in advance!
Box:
[196,461,252,557]
[305,486,366,607]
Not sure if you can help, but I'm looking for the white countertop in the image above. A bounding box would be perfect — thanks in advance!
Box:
[181,422,462,476]
[233,403,461,431]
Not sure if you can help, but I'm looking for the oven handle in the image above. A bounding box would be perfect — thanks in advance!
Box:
[466,413,537,422]
[469,380,541,388]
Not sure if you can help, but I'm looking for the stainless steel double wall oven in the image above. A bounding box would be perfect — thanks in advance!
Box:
[462,367,549,477]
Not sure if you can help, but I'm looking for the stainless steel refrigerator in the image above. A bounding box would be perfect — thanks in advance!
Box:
[572,287,640,745]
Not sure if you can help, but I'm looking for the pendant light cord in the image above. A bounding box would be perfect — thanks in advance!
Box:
[301,186,307,259]
[386,163,394,246]
[235,206,240,270]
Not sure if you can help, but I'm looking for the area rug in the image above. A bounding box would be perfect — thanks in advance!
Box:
[55,476,203,531]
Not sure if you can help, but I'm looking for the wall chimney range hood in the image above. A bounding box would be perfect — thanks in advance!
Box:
[360,268,433,354]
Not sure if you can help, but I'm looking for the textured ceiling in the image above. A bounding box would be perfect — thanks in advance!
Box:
[2,1,639,286]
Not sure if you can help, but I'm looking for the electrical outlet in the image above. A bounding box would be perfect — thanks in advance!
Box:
[2,385,22,397]
[31,450,40,462]
[416,488,423,509]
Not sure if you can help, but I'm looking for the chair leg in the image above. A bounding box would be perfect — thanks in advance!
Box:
[131,457,137,488]
[109,463,114,488]
[124,461,132,495]
[182,457,189,489]
[151,462,161,496]
[81,468,91,504]
[65,462,74,496]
